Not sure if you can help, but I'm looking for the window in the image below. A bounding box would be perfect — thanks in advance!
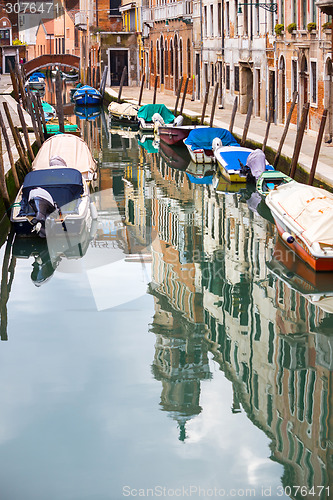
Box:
[226,64,230,90]
[170,40,173,76]
[179,39,183,76]
[234,65,239,91]
[210,4,214,36]
[292,59,298,95]
[110,0,121,15]
[311,60,317,104]
[165,40,168,75]
[187,38,191,76]
[156,40,160,74]
[211,64,214,85]
[226,2,230,36]
[204,6,207,37]
[150,41,154,72]
[218,2,221,36]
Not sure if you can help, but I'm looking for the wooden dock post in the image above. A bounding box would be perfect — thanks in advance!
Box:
[153,75,159,104]
[0,230,16,341]
[229,96,238,134]
[8,60,19,102]
[117,66,127,103]
[273,91,298,168]
[99,66,108,98]
[2,102,30,173]
[240,99,253,146]
[24,89,42,148]
[17,103,35,162]
[15,65,28,110]
[30,93,45,143]
[209,82,219,127]
[309,109,328,185]
[55,70,65,134]
[0,130,10,211]
[262,108,274,153]
[174,77,183,115]
[138,74,146,107]
[35,93,48,138]
[179,77,189,116]
[200,82,210,125]
[0,111,20,186]
[289,102,310,178]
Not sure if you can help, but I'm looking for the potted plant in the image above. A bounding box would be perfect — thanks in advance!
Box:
[322,21,332,31]
[307,22,317,32]
[287,23,297,34]
[274,23,284,35]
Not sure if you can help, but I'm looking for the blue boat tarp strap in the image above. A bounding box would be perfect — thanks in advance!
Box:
[137,104,175,124]
[22,168,83,208]
[185,128,239,150]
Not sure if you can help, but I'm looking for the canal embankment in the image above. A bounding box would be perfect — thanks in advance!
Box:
[105,86,333,190]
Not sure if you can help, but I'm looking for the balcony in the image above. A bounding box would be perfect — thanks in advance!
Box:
[153,1,192,22]
[75,11,87,30]
[316,0,333,15]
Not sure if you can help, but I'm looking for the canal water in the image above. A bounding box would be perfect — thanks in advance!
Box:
[0,108,332,500]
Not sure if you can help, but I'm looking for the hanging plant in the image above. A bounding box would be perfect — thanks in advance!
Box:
[274,24,284,35]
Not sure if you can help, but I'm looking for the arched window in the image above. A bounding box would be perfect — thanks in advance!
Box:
[165,39,168,75]
[179,39,183,76]
[170,40,173,76]
[187,38,191,76]
[150,40,154,73]
[156,40,160,74]
[160,35,164,84]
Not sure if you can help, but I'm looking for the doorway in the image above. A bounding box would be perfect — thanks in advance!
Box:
[5,55,16,74]
[109,50,128,86]
[268,70,276,122]
[196,53,200,99]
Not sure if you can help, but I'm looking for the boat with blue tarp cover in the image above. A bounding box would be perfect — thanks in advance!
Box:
[25,73,46,91]
[184,127,239,163]
[214,146,274,183]
[73,85,102,106]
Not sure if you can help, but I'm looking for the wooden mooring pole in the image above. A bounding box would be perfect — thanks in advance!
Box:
[309,109,328,185]
[262,107,274,153]
[138,74,145,106]
[153,75,159,104]
[209,82,219,127]
[25,88,42,148]
[179,77,189,116]
[17,103,34,162]
[0,111,20,187]
[55,70,65,134]
[0,130,10,211]
[0,230,16,341]
[174,77,183,116]
[240,99,253,146]
[7,60,19,102]
[289,102,310,178]
[2,102,30,173]
[229,96,238,133]
[200,82,210,125]
[30,93,45,143]
[117,66,127,103]
[273,91,298,168]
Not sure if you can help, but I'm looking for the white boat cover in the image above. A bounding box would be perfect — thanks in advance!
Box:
[32,134,97,179]
[108,102,139,118]
[267,181,333,246]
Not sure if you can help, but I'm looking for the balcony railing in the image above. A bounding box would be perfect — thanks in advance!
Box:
[75,11,87,29]
[142,1,192,23]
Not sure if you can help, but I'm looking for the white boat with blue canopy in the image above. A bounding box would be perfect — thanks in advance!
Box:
[183,127,239,164]
[214,146,274,183]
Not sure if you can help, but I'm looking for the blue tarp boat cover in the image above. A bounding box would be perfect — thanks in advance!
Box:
[31,72,45,79]
[137,104,175,124]
[22,168,83,208]
[73,85,102,98]
[185,127,239,150]
[218,149,253,170]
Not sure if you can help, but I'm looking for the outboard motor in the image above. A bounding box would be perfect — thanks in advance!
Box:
[212,137,223,151]
[28,187,57,238]
[245,149,267,181]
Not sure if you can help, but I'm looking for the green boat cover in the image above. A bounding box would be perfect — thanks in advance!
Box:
[137,104,175,124]
[46,123,79,133]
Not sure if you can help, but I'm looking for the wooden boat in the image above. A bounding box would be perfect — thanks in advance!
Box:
[158,124,208,147]
[46,118,80,136]
[184,127,239,164]
[214,146,274,183]
[137,104,175,132]
[265,181,333,272]
[73,85,102,106]
[62,71,79,81]
[108,101,139,125]
[256,170,292,196]
[11,135,98,238]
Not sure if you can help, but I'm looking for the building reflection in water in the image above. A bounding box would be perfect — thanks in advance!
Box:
[121,149,333,491]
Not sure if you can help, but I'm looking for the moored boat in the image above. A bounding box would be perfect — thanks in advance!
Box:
[158,123,209,146]
[184,127,239,164]
[11,134,98,238]
[46,118,80,136]
[73,85,102,106]
[108,101,139,125]
[214,146,274,183]
[137,104,176,132]
[256,170,292,196]
[25,74,46,91]
[265,181,333,272]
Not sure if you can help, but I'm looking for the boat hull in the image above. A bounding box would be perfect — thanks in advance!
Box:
[159,126,207,146]
[73,94,102,106]
[274,218,333,272]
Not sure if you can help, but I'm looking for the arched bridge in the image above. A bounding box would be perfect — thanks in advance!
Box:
[24,55,80,76]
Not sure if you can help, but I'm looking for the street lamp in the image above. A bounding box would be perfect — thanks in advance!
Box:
[237,2,277,13]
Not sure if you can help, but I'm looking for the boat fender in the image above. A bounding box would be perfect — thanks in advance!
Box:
[90,201,98,220]
[282,232,295,244]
